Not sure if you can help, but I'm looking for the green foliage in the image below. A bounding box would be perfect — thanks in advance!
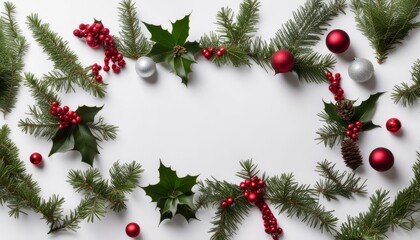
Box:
[0,124,142,234]
[392,59,420,106]
[315,160,367,201]
[115,0,151,59]
[143,161,198,223]
[201,0,345,83]
[143,15,201,86]
[316,93,383,148]
[350,0,420,64]
[0,2,28,115]
[26,14,106,97]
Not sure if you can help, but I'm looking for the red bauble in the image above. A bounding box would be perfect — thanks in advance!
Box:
[326,29,350,54]
[125,222,141,238]
[271,50,295,73]
[369,147,394,172]
[29,152,43,165]
[386,118,402,133]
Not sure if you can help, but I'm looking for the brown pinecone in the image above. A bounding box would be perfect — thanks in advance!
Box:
[335,100,355,121]
[341,138,363,170]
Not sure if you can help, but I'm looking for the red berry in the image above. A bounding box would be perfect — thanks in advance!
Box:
[244,179,251,186]
[112,65,121,73]
[76,116,82,123]
[201,49,208,55]
[221,200,229,209]
[355,121,362,129]
[258,180,265,187]
[219,47,226,53]
[95,75,103,82]
[79,23,86,30]
[216,50,223,57]
[331,80,339,87]
[247,192,258,203]
[348,123,355,130]
[346,130,352,136]
[208,47,215,54]
[103,65,110,72]
[240,182,247,190]
[352,127,359,133]
[335,73,341,78]
[204,52,212,59]
[351,133,358,139]
[277,228,283,234]
[73,29,81,37]
[102,28,110,35]
[51,101,59,107]
[327,71,332,77]
[226,197,234,205]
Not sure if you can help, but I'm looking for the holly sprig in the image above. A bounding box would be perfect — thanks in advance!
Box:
[143,161,198,223]
[143,15,200,86]
[316,92,383,149]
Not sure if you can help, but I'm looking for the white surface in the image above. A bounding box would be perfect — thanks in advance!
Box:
[1,0,420,239]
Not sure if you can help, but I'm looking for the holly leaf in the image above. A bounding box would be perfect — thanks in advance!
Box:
[143,161,198,223]
[171,14,190,45]
[353,92,384,122]
[72,124,99,166]
[323,100,347,127]
[361,120,381,131]
[49,126,74,156]
[75,105,103,123]
[144,15,199,86]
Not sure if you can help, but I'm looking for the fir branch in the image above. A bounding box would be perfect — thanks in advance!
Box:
[315,118,346,148]
[196,179,252,240]
[0,125,142,234]
[293,51,336,84]
[0,2,28,115]
[26,14,106,98]
[266,173,338,234]
[235,159,260,180]
[115,0,151,59]
[350,0,420,63]
[86,116,118,141]
[315,160,367,201]
[392,59,420,106]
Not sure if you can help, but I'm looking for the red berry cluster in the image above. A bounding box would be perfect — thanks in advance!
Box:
[50,101,81,129]
[201,47,226,60]
[240,176,283,240]
[326,71,345,101]
[73,21,125,82]
[220,197,235,209]
[346,121,363,140]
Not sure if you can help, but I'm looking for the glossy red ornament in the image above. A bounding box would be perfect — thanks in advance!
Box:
[386,118,402,133]
[271,50,295,73]
[29,152,43,165]
[369,147,394,172]
[125,222,141,238]
[326,29,350,53]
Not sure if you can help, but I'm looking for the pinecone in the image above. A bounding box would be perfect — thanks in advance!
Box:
[341,138,363,170]
[335,100,355,121]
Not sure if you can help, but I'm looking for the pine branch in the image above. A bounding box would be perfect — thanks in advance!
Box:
[392,59,420,106]
[350,0,420,63]
[0,2,28,115]
[0,125,142,234]
[235,159,260,180]
[315,160,367,201]
[26,14,106,98]
[196,179,252,240]
[266,173,338,234]
[86,116,118,141]
[115,0,151,59]
[316,118,346,148]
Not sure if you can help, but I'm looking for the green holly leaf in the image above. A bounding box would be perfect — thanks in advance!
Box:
[75,105,103,123]
[353,92,384,122]
[72,124,99,166]
[361,120,381,131]
[49,126,74,156]
[322,101,347,127]
[144,15,199,86]
[143,161,198,223]
[48,105,103,166]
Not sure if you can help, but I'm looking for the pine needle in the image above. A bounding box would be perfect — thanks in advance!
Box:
[392,59,420,106]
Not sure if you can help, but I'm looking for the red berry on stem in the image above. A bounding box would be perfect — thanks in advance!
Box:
[221,200,229,209]
[216,50,223,57]
[226,197,234,205]
[247,192,258,203]
[29,152,43,165]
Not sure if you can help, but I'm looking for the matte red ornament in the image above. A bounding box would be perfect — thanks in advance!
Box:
[369,147,394,172]
[271,49,295,73]
[326,29,350,53]
[29,152,43,165]
[386,118,402,133]
[125,222,141,238]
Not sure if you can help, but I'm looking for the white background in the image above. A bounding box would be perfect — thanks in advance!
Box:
[1,0,420,239]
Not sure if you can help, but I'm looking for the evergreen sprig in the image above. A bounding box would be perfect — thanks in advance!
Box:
[350,0,420,64]
[26,14,106,98]
[316,112,347,148]
[201,0,345,83]
[392,59,420,106]
[0,124,142,234]
[0,2,28,115]
[315,160,367,201]
[18,73,117,141]
[115,0,151,59]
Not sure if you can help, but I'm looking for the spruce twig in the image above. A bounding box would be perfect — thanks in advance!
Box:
[315,160,367,200]
[392,59,420,106]
[0,125,142,234]
[350,0,420,64]
[26,14,106,97]
[115,0,151,59]
[0,2,28,115]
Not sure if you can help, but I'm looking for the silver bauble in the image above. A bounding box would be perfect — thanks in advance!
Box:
[135,56,156,78]
[348,58,374,83]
